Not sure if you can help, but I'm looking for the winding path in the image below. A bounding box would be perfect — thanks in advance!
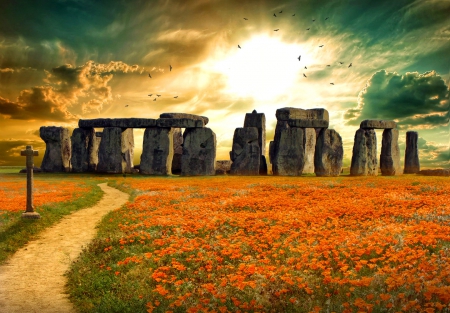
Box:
[0,183,129,313]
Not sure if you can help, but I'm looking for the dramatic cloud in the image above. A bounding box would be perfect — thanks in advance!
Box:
[345,70,449,127]
[0,139,44,166]
[417,137,450,168]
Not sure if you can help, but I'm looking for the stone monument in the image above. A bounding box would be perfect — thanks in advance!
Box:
[20,146,41,219]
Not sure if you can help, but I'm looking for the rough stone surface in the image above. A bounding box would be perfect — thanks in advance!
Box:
[181,127,216,176]
[284,119,329,128]
[404,131,420,174]
[303,128,317,173]
[160,113,209,126]
[230,127,260,175]
[39,126,71,172]
[418,169,450,176]
[276,107,329,122]
[171,128,183,175]
[140,127,173,175]
[272,123,305,176]
[19,167,42,173]
[314,129,343,176]
[360,120,397,129]
[70,128,99,172]
[269,141,275,164]
[79,118,157,128]
[244,110,266,156]
[215,160,232,175]
[97,127,134,173]
[380,129,402,176]
[156,118,204,128]
[350,128,378,176]
[259,155,268,175]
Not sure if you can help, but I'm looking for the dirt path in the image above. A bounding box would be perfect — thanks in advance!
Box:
[0,183,129,313]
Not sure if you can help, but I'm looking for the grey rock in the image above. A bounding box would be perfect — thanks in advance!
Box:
[272,123,305,176]
[244,110,266,156]
[360,120,397,129]
[70,128,99,172]
[181,127,216,176]
[79,118,157,128]
[314,129,343,176]
[156,118,204,128]
[160,113,209,126]
[350,128,378,176]
[276,107,329,122]
[268,141,275,164]
[230,127,260,175]
[284,119,329,128]
[404,131,420,174]
[140,127,173,175]
[303,128,316,173]
[216,160,232,175]
[171,128,183,174]
[20,167,42,173]
[97,127,134,173]
[259,155,268,175]
[380,129,402,176]
[39,126,71,172]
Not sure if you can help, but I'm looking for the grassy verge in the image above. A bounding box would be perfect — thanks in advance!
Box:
[0,175,107,264]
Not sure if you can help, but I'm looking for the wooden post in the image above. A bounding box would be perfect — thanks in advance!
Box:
[20,145,40,219]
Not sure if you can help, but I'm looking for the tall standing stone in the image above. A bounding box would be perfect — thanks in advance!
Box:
[40,126,71,172]
[230,127,260,175]
[272,123,305,176]
[97,127,134,174]
[70,128,99,172]
[171,128,183,174]
[380,129,402,176]
[314,129,343,176]
[140,127,174,175]
[350,128,378,176]
[244,110,266,156]
[404,131,420,174]
[181,127,216,176]
[303,128,317,173]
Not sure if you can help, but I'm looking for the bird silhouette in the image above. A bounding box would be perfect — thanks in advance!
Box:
[170,65,172,71]
[339,62,343,64]
[243,18,248,20]
[157,94,161,97]
[319,45,324,47]
[306,28,310,30]
[298,55,301,61]
[330,83,334,85]
[148,94,152,96]
[125,105,129,107]
[148,73,152,78]
[327,65,331,66]
[153,98,156,101]
[279,10,282,13]
[312,19,315,22]
[238,45,241,49]
[174,96,178,98]
[273,13,276,17]
[303,73,307,77]
[304,66,307,69]
[348,63,352,68]
[325,17,329,20]
[292,14,295,16]
[274,29,279,31]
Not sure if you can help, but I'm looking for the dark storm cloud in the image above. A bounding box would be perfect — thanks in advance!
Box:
[345,70,449,127]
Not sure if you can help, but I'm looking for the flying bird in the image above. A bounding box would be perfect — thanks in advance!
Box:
[170,65,172,71]
[298,55,301,61]
[238,44,241,49]
[292,14,295,16]
[312,19,315,22]
[174,96,178,98]
[304,66,307,69]
[274,29,279,31]
[273,13,277,17]
[148,73,152,78]
[319,45,324,47]
[279,10,283,13]
[330,83,334,85]
[125,105,129,107]
[303,73,307,77]
[325,17,329,20]
[327,65,331,66]
[157,94,161,97]
[243,17,248,20]
[339,62,343,64]
[306,28,310,30]
[348,63,352,68]
[148,94,152,96]
[153,98,156,101]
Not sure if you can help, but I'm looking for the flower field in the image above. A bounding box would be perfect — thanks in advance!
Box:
[68,175,450,312]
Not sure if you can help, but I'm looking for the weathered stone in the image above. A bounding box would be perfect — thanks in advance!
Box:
[244,110,266,156]
[418,169,450,176]
[140,127,173,175]
[39,126,71,172]
[360,120,397,129]
[160,113,209,125]
[230,127,260,175]
[272,123,305,176]
[156,118,204,128]
[404,131,420,174]
[350,128,378,176]
[20,167,42,173]
[171,128,183,175]
[215,160,232,175]
[97,127,134,173]
[303,128,316,173]
[181,127,216,176]
[284,119,329,128]
[314,129,343,176]
[276,107,329,122]
[268,141,275,164]
[259,155,268,175]
[380,129,402,176]
[70,128,99,172]
[79,118,157,128]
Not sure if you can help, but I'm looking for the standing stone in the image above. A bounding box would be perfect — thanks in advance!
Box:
[171,128,183,174]
[380,129,402,176]
[243,110,266,156]
[140,127,173,175]
[303,128,317,173]
[272,123,305,176]
[40,126,71,172]
[404,131,420,174]
[70,128,99,172]
[97,127,134,174]
[259,156,268,175]
[314,129,343,176]
[230,127,260,175]
[181,127,216,176]
[269,141,275,164]
[350,128,378,176]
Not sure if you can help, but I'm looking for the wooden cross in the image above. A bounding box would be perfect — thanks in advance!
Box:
[20,145,40,219]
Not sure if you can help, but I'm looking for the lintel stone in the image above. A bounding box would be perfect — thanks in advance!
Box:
[282,119,329,128]
[360,120,397,129]
[79,118,157,128]
[276,108,329,122]
[160,113,209,125]
[156,118,204,128]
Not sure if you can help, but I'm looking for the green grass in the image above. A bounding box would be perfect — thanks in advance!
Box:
[0,166,23,174]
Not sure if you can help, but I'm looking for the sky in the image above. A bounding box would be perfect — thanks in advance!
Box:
[0,0,449,169]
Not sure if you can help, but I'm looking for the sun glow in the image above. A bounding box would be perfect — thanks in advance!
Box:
[211,35,312,101]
